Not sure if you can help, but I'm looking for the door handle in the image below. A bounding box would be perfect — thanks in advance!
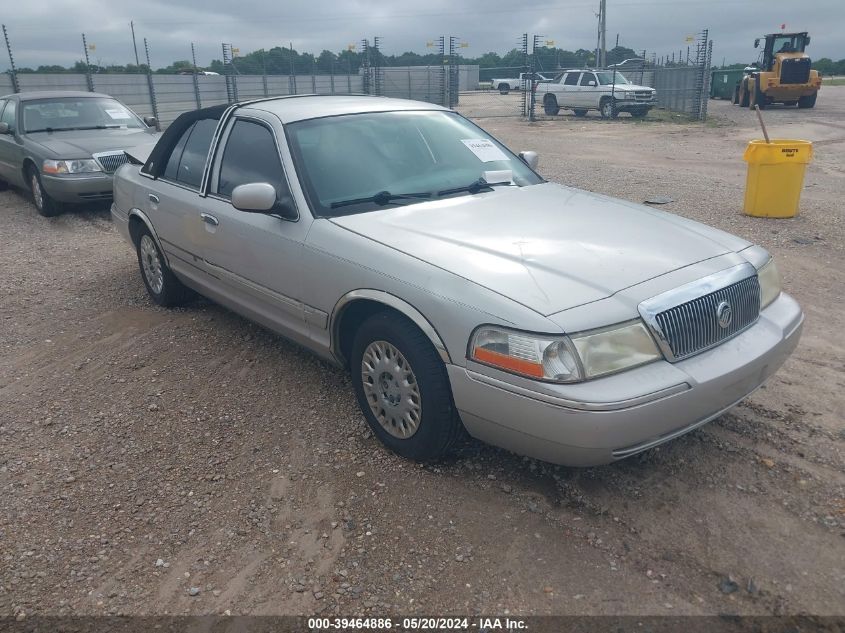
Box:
[148,193,160,204]
[200,212,219,226]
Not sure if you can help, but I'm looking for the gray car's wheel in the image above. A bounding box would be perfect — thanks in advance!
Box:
[599,98,618,119]
[351,311,463,461]
[135,227,192,307]
[28,167,62,217]
[543,95,560,116]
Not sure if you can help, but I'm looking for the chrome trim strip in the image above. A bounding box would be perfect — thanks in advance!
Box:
[330,289,451,365]
[465,369,690,412]
[203,260,303,315]
[638,263,758,362]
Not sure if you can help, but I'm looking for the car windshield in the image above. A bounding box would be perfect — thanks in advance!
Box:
[22,97,144,133]
[595,72,630,85]
[286,110,543,216]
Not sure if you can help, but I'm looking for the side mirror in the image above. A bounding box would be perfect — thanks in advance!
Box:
[143,116,157,128]
[232,182,277,212]
[519,151,539,170]
[0,122,9,134]
[754,38,760,49]
[588,80,597,87]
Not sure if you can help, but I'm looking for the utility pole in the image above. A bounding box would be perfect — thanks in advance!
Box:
[599,0,607,67]
[130,21,140,68]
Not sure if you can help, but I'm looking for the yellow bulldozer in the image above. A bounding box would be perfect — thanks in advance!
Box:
[733,31,821,109]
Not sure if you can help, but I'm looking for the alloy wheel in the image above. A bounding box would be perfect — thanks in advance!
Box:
[140,235,164,295]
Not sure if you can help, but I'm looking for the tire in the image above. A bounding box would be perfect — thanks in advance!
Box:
[599,98,618,119]
[630,108,649,118]
[28,167,62,217]
[573,109,588,117]
[753,78,766,109]
[543,95,560,116]
[0,178,8,191]
[498,83,510,95]
[739,81,750,107]
[135,226,193,307]
[350,311,463,462]
[798,93,817,108]
[731,86,740,105]
[782,100,798,107]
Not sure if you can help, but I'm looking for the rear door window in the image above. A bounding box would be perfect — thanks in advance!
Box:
[162,118,216,189]
[563,73,581,86]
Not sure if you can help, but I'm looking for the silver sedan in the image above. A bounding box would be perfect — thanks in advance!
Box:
[111,95,803,466]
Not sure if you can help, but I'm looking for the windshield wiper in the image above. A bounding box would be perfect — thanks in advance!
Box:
[26,125,121,133]
[437,177,512,198]
[330,190,431,209]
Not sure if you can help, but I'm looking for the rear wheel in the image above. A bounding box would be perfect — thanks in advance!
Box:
[543,95,560,116]
[28,167,62,217]
[498,83,509,95]
[798,93,817,108]
[573,109,588,117]
[599,98,618,119]
[350,311,463,462]
[731,85,740,105]
[739,80,750,107]
[135,227,193,307]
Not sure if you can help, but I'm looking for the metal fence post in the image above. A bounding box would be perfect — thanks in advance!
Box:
[81,33,95,92]
[261,49,269,97]
[191,42,202,109]
[330,60,335,94]
[143,38,160,130]
[311,59,316,93]
[2,24,19,93]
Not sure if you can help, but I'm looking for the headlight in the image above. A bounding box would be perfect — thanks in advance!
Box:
[42,159,102,175]
[758,258,781,308]
[469,321,661,383]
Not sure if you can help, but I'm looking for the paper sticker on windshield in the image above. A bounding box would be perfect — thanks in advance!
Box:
[461,139,509,162]
[105,108,131,120]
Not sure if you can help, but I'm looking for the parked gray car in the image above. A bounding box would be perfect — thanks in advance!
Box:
[0,91,159,216]
[111,95,803,466]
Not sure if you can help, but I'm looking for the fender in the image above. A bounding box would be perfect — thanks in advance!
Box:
[127,208,170,268]
[330,289,451,365]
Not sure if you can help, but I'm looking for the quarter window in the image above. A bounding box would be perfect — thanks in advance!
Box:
[162,118,216,189]
[563,73,581,86]
[216,119,287,201]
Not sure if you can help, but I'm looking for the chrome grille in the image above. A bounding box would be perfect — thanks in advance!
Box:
[653,276,761,361]
[93,151,129,174]
[633,91,653,101]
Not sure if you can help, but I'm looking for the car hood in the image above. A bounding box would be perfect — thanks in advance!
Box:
[26,128,158,158]
[614,83,652,91]
[330,182,750,316]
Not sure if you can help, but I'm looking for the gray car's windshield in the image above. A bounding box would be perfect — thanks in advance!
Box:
[286,110,543,216]
[595,72,630,85]
[22,97,144,133]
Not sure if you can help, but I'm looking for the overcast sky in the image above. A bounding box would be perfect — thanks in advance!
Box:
[3,0,844,70]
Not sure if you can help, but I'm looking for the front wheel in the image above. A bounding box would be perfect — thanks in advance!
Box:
[498,83,510,95]
[543,95,560,116]
[28,167,62,217]
[798,93,817,108]
[351,312,463,461]
[599,98,618,119]
[136,227,193,307]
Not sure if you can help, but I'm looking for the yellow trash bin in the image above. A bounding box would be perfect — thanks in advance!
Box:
[743,139,813,218]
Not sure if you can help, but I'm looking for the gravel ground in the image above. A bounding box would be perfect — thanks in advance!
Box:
[1,89,843,620]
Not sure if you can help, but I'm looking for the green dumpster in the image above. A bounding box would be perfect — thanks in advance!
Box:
[710,68,745,100]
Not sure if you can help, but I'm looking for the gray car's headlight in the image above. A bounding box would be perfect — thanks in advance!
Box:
[469,321,661,383]
[758,258,781,308]
[43,159,102,175]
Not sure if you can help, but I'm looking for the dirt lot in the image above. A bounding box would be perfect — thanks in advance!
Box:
[1,89,843,620]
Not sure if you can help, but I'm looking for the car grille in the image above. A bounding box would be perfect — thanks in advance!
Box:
[652,275,761,361]
[93,151,130,174]
[633,91,653,101]
[780,58,811,84]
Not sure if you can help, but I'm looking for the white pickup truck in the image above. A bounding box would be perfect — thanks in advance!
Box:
[491,72,552,94]
[535,69,656,118]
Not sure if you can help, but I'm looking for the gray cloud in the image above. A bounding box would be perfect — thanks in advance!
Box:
[3,0,843,70]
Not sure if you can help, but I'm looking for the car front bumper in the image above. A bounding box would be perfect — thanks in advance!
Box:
[448,292,803,466]
[41,173,114,204]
